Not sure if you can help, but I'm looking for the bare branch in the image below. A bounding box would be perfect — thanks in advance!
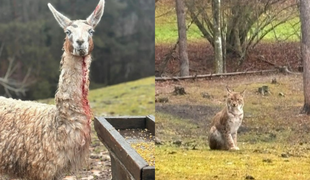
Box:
[0,43,33,97]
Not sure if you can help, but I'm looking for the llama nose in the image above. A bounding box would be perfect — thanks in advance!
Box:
[76,39,84,46]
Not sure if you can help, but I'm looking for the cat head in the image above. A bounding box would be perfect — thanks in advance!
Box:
[226,87,246,112]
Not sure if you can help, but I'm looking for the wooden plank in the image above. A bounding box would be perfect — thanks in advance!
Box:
[142,166,155,180]
[110,152,135,180]
[146,115,155,135]
[105,116,146,130]
[94,117,149,180]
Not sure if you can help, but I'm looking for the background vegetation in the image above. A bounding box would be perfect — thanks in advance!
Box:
[155,0,301,76]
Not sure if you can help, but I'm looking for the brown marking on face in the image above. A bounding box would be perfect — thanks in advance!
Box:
[88,37,94,54]
[63,37,74,54]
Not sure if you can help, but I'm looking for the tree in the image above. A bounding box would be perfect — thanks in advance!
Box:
[186,0,298,72]
[212,0,223,73]
[175,0,189,76]
[0,44,32,97]
[300,0,310,114]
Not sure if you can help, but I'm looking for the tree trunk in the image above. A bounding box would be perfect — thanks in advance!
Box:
[300,0,310,115]
[175,0,189,76]
[222,16,227,73]
[22,1,29,22]
[212,0,223,73]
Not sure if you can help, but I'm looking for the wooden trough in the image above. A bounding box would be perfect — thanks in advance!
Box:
[94,116,155,180]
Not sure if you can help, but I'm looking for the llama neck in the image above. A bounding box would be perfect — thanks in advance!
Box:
[55,52,92,123]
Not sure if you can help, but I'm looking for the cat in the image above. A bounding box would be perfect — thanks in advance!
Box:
[208,87,245,150]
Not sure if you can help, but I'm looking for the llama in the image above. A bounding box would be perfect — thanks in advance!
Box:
[0,0,105,179]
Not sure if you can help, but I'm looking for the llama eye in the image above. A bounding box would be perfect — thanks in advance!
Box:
[65,30,71,36]
[88,29,94,36]
[88,29,94,35]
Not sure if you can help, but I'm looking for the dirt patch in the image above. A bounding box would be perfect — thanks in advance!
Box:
[156,104,219,125]
[155,42,301,76]
[156,101,255,136]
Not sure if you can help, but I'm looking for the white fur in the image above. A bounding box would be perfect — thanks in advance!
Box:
[48,0,105,56]
[66,20,94,56]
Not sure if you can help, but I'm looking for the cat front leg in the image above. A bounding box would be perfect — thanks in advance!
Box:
[232,133,238,146]
[224,132,239,150]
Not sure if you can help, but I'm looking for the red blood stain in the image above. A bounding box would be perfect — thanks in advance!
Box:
[82,57,91,124]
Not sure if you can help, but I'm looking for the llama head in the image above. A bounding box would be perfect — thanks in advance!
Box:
[48,0,105,57]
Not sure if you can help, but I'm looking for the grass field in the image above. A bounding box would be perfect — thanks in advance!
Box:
[155,74,310,180]
[155,2,202,44]
[156,143,310,180]
[89,77,155,116]
[40,76,155,116]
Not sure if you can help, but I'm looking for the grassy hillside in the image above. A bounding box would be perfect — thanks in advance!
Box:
[40,76,155,116]
[89,76,155,116]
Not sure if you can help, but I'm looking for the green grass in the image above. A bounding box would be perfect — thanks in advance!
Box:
[89,77,155,116]
[260,18,300,41]
[155,74,309,179]
[155,22,203,44]
[40,76,155,116]
[156,144,310,180]
[155,2,203,44]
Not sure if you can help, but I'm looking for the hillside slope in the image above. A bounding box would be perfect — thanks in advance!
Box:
[40,76,155,116]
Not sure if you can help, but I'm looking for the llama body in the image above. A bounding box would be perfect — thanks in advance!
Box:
[0,1,104,179]
[208,88,245,150]
[0,98,89,179]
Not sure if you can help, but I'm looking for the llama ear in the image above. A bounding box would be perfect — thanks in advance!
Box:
[86,0,105,28]
[48,3,72,28]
